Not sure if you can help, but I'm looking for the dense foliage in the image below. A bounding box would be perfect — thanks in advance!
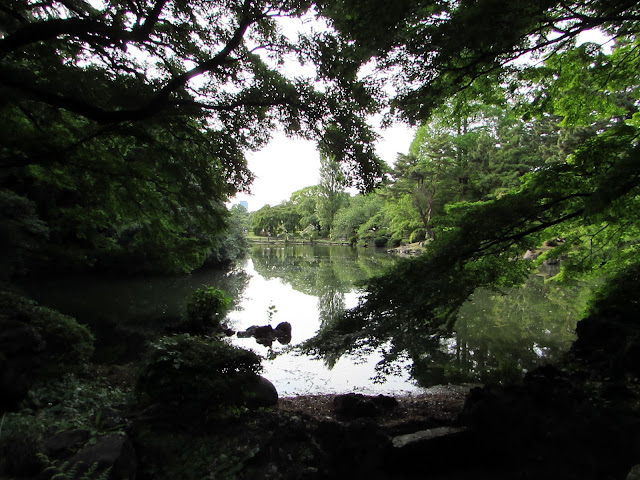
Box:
[0,290,94,410]
[0,290,94,371]
[296,0,640,373]
[135,334,263,418]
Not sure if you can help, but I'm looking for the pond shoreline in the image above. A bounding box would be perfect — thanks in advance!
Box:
[278,388,470,424]
[247,236,352,246]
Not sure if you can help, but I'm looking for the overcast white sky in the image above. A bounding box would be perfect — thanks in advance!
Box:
[232,122,415,211]
[228,18,613,212]
[228,11,416,211]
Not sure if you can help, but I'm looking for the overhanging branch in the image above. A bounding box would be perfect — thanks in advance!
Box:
[0,3,274,124]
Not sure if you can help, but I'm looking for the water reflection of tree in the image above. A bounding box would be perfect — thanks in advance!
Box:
[250,244,395,368]
[250,244,395,297]
[251,245,591,385]
[304,271,593,387]
[251,244,392,312]
[431,275,589,386]
[21,264,252,364]
[316,288,347,369]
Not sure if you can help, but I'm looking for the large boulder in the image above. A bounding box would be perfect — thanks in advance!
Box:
[244,376,278,408]
[457,365,640,479]
[44,430,91,458]
[71,434,137,480]
[315,418,392,479]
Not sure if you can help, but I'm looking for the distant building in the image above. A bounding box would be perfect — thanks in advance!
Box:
[239,201,249,210]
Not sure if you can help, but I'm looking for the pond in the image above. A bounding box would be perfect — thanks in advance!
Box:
[19,244,591,396]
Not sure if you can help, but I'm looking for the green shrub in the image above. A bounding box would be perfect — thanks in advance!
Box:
[0,291,94,373]
[26,374,129,430]
[373,236,389,248]
[135,335,262,418]
[40,455,111,480]
[30,308,94,370]
[586,261,640,317]
[389,236,402,248]
[183,287,231,333]
[0,425,43,477]
[409,228,427,244]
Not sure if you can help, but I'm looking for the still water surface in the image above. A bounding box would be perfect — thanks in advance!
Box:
[21,244,588,395]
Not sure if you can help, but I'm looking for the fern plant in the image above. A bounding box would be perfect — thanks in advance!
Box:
[38,454,112,480]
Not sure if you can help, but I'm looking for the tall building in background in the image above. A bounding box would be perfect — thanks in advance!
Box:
[239,201,249,211]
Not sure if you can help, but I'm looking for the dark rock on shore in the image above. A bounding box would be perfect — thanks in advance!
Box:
[333,393,399,418]
[245,376,279,408]
[390,426,476,476]
[571,309,640,378]
[453,308,640,480]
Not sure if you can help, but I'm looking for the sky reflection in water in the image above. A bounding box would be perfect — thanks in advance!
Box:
[228,256,419,396]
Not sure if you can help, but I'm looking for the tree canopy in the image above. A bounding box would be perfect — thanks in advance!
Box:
[3,0,640,356]
[318,0,640,121]
[302,0,640,373]
[0,0,383,275]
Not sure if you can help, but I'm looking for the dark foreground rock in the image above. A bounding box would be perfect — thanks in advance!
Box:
[333,393,399,418]
[71,434,137,480]
[245,376,279,408]
[457,368,640,479]
[44,430,91,458]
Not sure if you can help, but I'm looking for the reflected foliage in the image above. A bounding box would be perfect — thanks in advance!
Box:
[250,244,397,367]
[19,266,250,363]
[412,275,591,386]
[304,272,593,386]
[250,244,396,298]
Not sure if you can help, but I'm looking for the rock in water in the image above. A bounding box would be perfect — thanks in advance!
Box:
[274,322,292,344]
